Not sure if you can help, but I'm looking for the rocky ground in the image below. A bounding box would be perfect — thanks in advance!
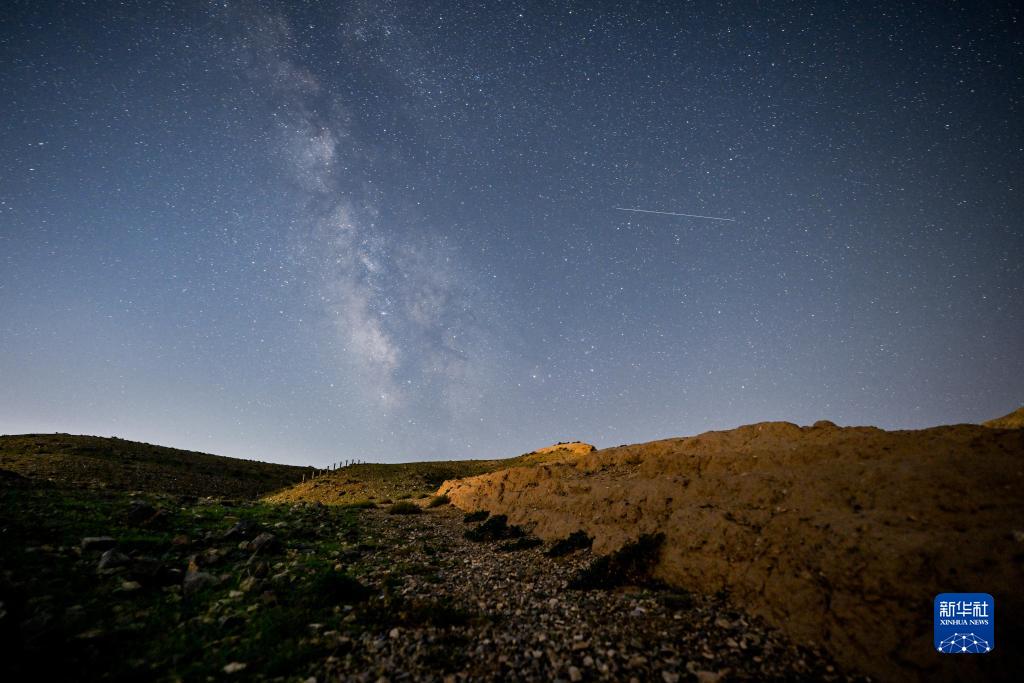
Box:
[0,474,864,682]
[341,506,863,683]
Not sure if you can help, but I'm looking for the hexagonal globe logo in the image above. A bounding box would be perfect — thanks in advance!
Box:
[934,593,994,654]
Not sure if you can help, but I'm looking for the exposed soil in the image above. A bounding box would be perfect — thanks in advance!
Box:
[439,421,1024,683]
[266,444,597,506]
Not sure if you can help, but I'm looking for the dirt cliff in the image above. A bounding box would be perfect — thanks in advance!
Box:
[439,421,1024,682]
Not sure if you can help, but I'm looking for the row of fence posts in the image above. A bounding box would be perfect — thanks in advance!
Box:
[301,458,368,483]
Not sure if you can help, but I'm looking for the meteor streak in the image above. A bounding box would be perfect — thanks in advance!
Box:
[614,207,736,222]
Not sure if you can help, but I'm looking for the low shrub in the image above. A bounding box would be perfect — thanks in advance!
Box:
[546,530,593,557]
[464,514,524,542]
[426,494,450,508]
[306,570,372,605]
[387,501,422,515]
[569,533,665,590]
[462,510,489,523]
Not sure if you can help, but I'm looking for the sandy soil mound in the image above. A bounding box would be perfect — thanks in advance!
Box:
[984,406,1024,429]
[533,442,597,457]
[439,421,1024,682]
[266,444,597,505]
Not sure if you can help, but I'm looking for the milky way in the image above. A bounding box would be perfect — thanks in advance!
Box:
[1,1,1021,464]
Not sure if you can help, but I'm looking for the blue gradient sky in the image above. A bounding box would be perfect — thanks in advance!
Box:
[2,1,1021,465]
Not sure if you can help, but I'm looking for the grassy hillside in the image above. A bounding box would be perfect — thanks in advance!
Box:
[0,434,309,498]
[266,442,596,505]
[0,475,365,681]
[983,405,1024,429]
[0,465,851,683]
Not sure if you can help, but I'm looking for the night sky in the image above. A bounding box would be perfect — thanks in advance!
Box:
[2,1,1021,465]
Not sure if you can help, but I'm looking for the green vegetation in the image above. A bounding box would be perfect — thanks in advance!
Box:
[342,499,378,509]
[0,434,308,498]
[266,445,593,506]
[387,501,422,515]
[269,460,505,505]
[0,477,376,681]
[569,533,666,590]
[426,494,450,508]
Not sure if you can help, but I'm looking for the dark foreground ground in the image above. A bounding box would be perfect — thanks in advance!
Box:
[0,473,863,682]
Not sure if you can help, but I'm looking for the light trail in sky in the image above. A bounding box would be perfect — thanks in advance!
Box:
[614,207,736,222]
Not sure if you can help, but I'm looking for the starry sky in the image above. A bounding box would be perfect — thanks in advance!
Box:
[2,1,1022,465]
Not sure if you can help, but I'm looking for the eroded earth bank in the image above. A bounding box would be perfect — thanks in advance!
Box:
[440,421,1024,683]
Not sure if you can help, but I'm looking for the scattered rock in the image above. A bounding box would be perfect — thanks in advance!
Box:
[222,519,262,541]
[1,476,863,682]
[75,628,105,640]
[97,549,131,574]
[20,610,53,639]
[201,548,224,565]
[125,500,157,526]
[249,532,283,555]
[183,569,219,597]
[219,614,245,630]
[239,576,261,593]
[81,536,117,552]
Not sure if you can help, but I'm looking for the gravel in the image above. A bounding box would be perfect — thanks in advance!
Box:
[311,506,865,682]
